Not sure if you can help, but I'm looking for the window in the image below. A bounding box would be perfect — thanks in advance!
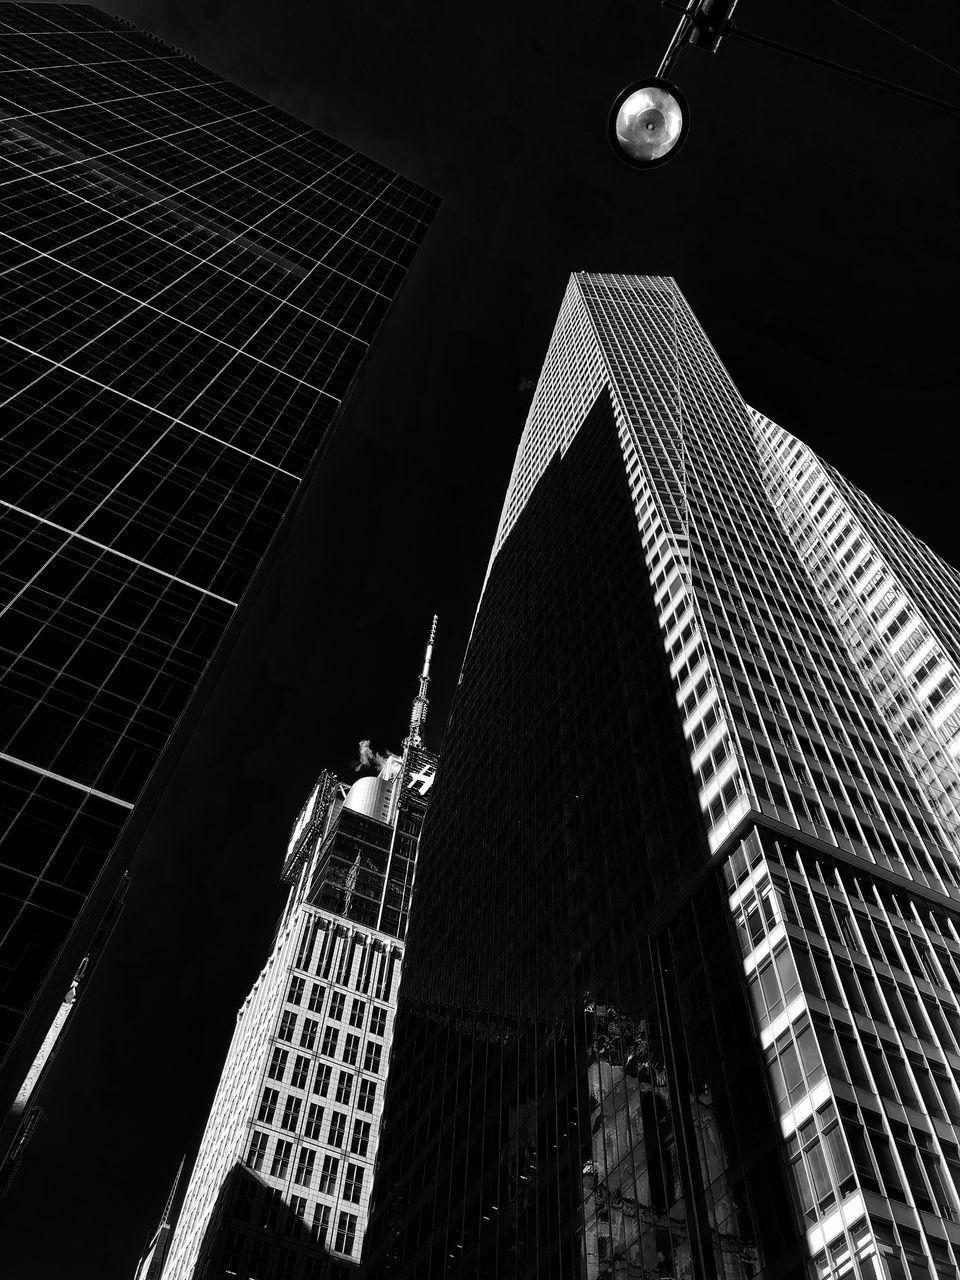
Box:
[300,1018,319,1050]
[335,1070,354,1105]
[357,1079,377,1113]
[349,998,366,1028]
[343,1034,360,1066]
[249,1239,272,1280]
[294,1146,316,1187]
[305,1102,324,1140]
[335,1210,358,1256]
[247,1130,269,1171]
[329,991,346,1020]
[278,1011,296,1042]
[268,1047,288,1082]
[257,1088,279,1124]
[234,1179,257,1223]
[307,983,324,1013]
[351,1119,371,1157]
[223,1229,244,1271]
[261,1198,280,1234]
[786,1101,855,1225]
[270,1139,292,1179]
[328,1111,347,1147]
[370,1005,387,1037]
[363,1041,383,1074]
[317,1153,340,1195]
[281,1095,302,1132]
[343,1162,364,1204]
[287,975,305,1006]
[310,1202,331,1246]
[288,1195,307,1237]
[766,1018,824,1111]
[320,1026,339,1057]
[275,1246,296,1280]
[313,1063,332,1096]
[290,1055,309,1090]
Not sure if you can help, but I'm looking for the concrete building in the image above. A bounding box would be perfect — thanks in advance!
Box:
[160,622,439,1279]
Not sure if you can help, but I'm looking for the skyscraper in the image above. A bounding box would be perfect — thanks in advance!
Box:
[0,1,439,1180]
[159,622,439,1280]
[363,274,960,1280]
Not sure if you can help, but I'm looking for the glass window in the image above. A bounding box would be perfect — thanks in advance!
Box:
[257,1088,278,1124]
[305,1102,324,1140]
[270,1138,292,1179]
[343,1162,364,1204]
[334,1211,358,1256]
[328,1111,347,1147]
[293,1146,315,1188]
[280,1095,302,1132]
[290,1055,309,1090]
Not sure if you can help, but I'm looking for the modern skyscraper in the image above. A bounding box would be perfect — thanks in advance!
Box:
[363,274,960,1280]
[0,1,439,1182]
[158,621,439,1280]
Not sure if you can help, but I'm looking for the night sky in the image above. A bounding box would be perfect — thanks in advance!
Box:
[2,0,959,1275]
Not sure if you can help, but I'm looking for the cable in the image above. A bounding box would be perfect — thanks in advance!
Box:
[727,23,960,119]
[658,0,960,119]
[824,0,960,82]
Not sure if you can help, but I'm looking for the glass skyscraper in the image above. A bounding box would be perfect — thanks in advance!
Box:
[158,623,438,1280]
[0,0,438,1185]
[363,275,960,1280]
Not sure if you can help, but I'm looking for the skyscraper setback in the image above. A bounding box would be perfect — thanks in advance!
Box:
[159,623,439,1279]
[0,1,438,1187]
[363,274,960,1279]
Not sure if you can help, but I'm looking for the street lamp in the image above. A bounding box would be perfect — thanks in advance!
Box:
[608,78,689,168]
[608,0,740,168]
[609,0,960,169]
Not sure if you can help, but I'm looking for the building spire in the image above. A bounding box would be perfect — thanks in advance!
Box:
[161,1155,185,1228]
[405,615,438,749]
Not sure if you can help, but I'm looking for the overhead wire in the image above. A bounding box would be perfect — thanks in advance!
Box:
[823,0,960,81]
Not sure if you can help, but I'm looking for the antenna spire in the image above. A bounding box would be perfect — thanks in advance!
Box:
[405,615,437,749]
[161,1155,186,1228]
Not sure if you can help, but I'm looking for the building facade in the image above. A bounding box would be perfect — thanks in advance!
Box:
[363,274,960,1280]
[159,623,439,1279]
[0,0,439,1178]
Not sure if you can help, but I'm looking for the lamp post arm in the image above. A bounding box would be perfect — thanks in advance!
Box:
[657,2,699,79]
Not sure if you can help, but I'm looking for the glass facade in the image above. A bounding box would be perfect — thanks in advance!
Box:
[0,0,439,1154]
[363,275,960,1279]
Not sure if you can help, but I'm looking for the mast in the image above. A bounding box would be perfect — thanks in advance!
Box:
[161,1155,185,1228]
[404,614,438,750]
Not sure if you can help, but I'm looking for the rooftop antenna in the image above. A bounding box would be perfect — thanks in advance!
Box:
[404,614,438,750]
[161,1155,186,1228]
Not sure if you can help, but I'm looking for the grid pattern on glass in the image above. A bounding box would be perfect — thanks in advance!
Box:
[0,0,438,1091]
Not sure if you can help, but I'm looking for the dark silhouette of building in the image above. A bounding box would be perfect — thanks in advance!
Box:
[362,275,960,1280]
[0,1,438,1188]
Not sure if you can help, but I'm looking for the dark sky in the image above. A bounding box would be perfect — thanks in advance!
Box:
[3,1,960,1275]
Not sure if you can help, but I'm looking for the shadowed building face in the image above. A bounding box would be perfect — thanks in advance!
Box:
[0,0,438,1188]
[362,274,960,1280]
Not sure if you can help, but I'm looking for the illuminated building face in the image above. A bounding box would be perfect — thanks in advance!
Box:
[363,275,960,1280]
[160,619,440,1279]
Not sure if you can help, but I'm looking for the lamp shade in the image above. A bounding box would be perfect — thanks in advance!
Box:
[608,78,689,168]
